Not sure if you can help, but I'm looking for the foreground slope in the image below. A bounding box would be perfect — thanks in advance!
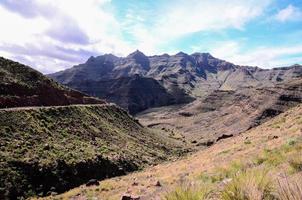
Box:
[49,51,302,114]
[47,103,302,200]
[0,57,104,108]
[0,104,185,199]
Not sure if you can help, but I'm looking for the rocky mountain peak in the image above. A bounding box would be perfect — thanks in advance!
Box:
[86,56,96,63]
[126,50,150,70]
[127,50,146,59]
[175,51,188,57]
[191,52,214,59]
[86,54,119,64]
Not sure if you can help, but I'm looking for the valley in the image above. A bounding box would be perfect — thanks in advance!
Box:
[0,55,301,200]
[1,1,302,199]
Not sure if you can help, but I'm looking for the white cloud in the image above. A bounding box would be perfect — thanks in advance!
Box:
[275,4,302,22]
[121,0,272,55]
[157,0,271,37]
[207,41,302,68]
[0,0,134,73]
[0,0,277,73]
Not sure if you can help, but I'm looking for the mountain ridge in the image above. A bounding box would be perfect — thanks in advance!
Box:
[49,51,302,114]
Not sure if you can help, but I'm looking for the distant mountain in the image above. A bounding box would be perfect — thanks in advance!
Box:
[49,51,302,114]
[0,57,104,108]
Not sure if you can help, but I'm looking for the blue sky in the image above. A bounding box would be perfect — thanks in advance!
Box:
[0,0,301,73]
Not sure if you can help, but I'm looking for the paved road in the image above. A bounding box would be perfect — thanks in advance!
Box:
[0,103,113,111]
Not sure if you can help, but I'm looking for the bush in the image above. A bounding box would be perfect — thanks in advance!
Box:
[163,184,211,200]
[220,169,275,200]
[288,152,302,173]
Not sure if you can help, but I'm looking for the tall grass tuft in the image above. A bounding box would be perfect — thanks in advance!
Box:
[277,175,302,200]
[220,168,275,200]
[163,183,211,200]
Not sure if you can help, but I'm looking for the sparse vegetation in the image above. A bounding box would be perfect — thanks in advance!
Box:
[34,104,302,200]
[0,104,184,199]
[167,134,302,200]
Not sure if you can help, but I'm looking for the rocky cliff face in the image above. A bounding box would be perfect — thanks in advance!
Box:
[0,57,104,108]
[67,74,193,114]
[49,51,302,114]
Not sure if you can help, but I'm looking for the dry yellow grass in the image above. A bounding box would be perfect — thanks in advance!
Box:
[37,104,302,200]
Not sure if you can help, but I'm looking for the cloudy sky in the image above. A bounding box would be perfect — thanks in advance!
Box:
[0,0,302,73]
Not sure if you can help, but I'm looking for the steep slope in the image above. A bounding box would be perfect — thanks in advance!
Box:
[0,104,185,199]
[49,51,302,114]
[0,57,104,108]
[137,79,302,145]
[67,75,193,114]
[43,103,302,200]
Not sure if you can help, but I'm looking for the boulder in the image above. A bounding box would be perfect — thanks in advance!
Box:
[86,179,100,186]
[121,194,140,200]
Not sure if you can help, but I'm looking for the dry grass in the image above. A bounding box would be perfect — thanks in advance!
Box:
[277,175,302,200]
[220,168,275,200]
[288,152,302,173]
[163,183,212,200]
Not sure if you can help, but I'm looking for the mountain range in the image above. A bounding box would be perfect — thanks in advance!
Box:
[49,50,302,114]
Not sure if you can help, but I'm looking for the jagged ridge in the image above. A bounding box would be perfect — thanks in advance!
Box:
[49,51,302,114]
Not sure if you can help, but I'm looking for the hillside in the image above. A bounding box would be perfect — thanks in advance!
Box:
[49,51,302,114]
[45,103,302,200]
[0,104,185,199]
[67,75,193,115]
[0,57,104,108]
[137,79,302,146]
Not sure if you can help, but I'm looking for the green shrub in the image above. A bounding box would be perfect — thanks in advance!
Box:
[244,140,252,145]
[287,138,297,146]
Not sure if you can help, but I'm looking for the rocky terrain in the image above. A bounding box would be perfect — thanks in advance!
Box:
[66,75,192,115]
[0,57,104,108]
[49,51,302,114]
[138,79,302,146]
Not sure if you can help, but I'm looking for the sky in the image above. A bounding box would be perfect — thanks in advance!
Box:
[0,0,302,73]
